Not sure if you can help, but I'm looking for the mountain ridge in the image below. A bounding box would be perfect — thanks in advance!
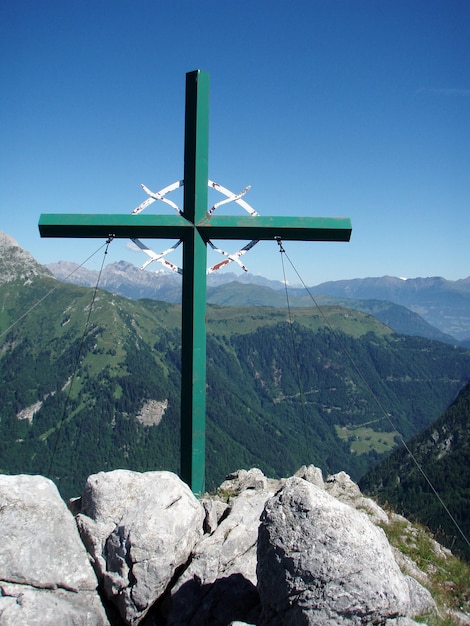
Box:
[46,256,469,343]
[0,232,52,284]
[308,275,470,341]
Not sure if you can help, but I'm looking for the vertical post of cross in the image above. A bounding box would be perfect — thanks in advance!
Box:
[180,70,210,494]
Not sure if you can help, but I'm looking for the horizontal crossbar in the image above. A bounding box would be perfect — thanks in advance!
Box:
[197,215,352,241]
[38,214,190,239]
[39,213,352,242]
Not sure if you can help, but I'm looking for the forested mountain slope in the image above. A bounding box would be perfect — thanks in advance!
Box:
[360,381,470,562]
[1,232,469,499]
[2,266,470,500]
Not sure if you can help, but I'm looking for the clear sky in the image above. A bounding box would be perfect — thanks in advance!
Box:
[1,0,469,285]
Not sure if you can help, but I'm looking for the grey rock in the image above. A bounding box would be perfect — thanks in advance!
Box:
[201,497,229,534]
[75,470,204,625]
[325,470,362,500]
[326,470,389,524]
[257,476,435,625]
[0,231,52,284]
[0,467,445,626]
[161,472,275,625]
[447,609,470,625]
[218,468,270,494]
[392,546,429,587]
[385,617,426,626]
[294,464,325,489]
[0,474,107,625]
[405,575,436,618]
[0,584,108,626]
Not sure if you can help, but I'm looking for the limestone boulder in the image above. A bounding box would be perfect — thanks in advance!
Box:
[325,470,389,524]
[257,476,435,625]
[75,470,204,625]
[160,469,276,625]
[294,464,325,489]
[218,467,275,494]
[0,584,109,626]
[0,474,108,626]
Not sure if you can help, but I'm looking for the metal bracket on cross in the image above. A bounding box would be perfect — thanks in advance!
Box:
[131,179,260,274]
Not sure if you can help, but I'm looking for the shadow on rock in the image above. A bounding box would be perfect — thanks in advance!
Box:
[147,572,261,626]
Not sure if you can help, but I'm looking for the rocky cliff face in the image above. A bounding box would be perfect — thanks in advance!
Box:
[0,467,462,626]
[0,231,52,284]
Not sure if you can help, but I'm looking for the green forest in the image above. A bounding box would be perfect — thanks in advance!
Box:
[1,275,470,506]
[360,381,470,562]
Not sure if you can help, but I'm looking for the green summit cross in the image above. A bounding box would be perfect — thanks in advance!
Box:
[39,70,352,494]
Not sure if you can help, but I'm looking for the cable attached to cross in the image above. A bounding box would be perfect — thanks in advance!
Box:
[276,239,470,554]
[0,239,115,341]
[47,235,114,477]
[275,236,312,463]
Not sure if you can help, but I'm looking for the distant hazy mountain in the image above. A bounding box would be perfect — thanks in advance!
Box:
[46,260,181,302]
[360,380,470,562]
[309,275,470,342]
[47,259,465,344]
[46,260,286,301]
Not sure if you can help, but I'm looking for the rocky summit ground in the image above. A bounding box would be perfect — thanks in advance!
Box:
[1,467,469,626]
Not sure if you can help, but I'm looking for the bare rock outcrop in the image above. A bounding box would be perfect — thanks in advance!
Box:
[0,231,52,284]
[0,474,108,626]
[0,467,446,625]
[256,476,435,625]
[325,470,390,524]
[75,470,204,625]
[160,468,276,625]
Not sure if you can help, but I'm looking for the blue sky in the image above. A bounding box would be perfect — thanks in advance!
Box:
[1,0,469,285]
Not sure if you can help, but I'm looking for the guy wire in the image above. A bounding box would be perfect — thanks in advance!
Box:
[277,241,470,552]
[276,237,314,466]
[47,236,114,477]
[0,240,111,341]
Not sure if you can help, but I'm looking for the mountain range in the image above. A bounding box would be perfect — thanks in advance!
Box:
[1,230,470,563]
[47,259,470,345]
